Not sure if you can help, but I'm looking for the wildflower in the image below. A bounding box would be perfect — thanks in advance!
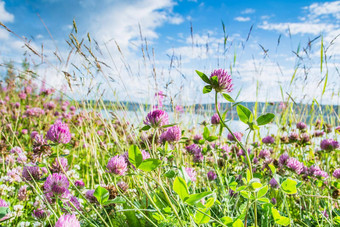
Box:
[185,144,201,154]
[144,109,169,128]
[320,139,339,151]
[279,153,289,166]
[106,155,128,176]
[262,136,274,144]
[160,126,181,143]
[22,165,43,181]
[18,185,28,201]
[269,178,279,188]
[271,198,277,205]
[64,196,81,212]
[193,134,203,143]
[85,190,97,203]
[300,133,310,144]
[50,157,69,173]
[227,132,243,142]
[141,150,150,160]
[288,132,299,142]
[210,69,233,93]
[211,113,220,125]
[46,120,71,144]
[21,129,28,134]
[74,180,85,188]
[332,169,340,179]
[44,173,69,198]
[55,214,80,227]
[0,199,8,207]
[117,181,129,192]
[193,151,204,163]
[207,171,217,181]
[296,122,307,131]
[10,146,23,154]
[286,157,304,174]
[33,209,47,220]
[185,167,197,182]
[259,149,271,159]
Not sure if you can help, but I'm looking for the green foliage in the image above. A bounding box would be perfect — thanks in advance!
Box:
[173,177,189,201]
[281,178,298,194]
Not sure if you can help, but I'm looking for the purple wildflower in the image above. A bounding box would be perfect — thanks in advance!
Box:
[55,214,80,227]
[22,164,43,181]
[0,199,8,207]
[332,169,340,179]
[193,151,204,163]
[320,139,339,151]
[141,150,150,160]
[286,157,304,174]
[33,209,47,220]
[269,178,279,188]
[271,198,277,205]
[44,173,69,196]
[18,185,28,201]
[296,122,307,130]
[210,69,233,93]
[288,132,299,142]
[259,149,271,159]
[185,167,197,182]
[279,152,289,166]
[160,126,181,143]
[85,189,98,204]
[46,120,71,144]
[74,180,85,188]
[211,113,220,125]
[193,134,203,143]
[106,155,128,176]
[227,132,243,142]
[262,136,275,144]
[50,157,69,173]
[144,109,169,128]
[207,171,217,181]
[10,146,23,154]
[185,144,201,154]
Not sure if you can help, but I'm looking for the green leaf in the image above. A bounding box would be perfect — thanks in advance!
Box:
[138,159,161,172]
[194,208,211,224]
[281,178,297,194]
[141,125,151,131]
[196,70,211,84]
[164,170,176,178]
[204,197,215,208]
[233,219,244,227]
[271,207,290,226]
[221,216,233,225]
[257,197,270,204]
[210,76,219,87]
[206,136,218,142]
[268,164,276,174]
[93,186,109,204]
[223,93,235,102]
[236,105,253,124]
[246,169,251,183]
[173,176,189,201]
[203,126,210,140]
[257,113,275,126]
[123,203,140,226]
[257,185,268,198]
[240,190,250,199]
[103,197,126,205]
[203,85,213,94]
[185,191,213,205]
[128,145,143,168]
[0,207,9,219]
[161,123,177,128]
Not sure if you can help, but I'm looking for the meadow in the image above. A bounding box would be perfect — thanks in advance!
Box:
[0,21,340,227]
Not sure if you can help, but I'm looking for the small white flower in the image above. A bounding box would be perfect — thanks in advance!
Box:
[74,165,80,170]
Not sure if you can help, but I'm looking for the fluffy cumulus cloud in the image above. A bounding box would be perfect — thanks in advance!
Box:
[0,1,14,23]
[234,16,251,22]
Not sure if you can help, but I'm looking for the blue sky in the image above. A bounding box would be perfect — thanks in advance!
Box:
[1,0,340,105]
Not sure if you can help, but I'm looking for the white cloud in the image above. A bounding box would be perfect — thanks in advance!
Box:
[234,16,251,22]
[241,8,255,14]
[0,1,14,23]
[258,21,335,35]
[306,1,340,19]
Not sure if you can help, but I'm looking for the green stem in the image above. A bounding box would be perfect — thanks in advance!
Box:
[214,91,257,227]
